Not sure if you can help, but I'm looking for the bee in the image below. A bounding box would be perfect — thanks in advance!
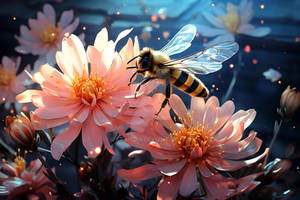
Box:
[127,24,239,114]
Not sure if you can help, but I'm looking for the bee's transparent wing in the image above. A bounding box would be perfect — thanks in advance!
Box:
[160,24,196,56]
[162,41,239,74]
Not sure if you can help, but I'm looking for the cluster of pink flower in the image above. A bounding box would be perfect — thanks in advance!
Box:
[1,1,299,200]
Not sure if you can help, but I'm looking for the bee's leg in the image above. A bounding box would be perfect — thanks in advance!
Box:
[156,79,171,115]
[134,76,155,98]
[128,71,137,86]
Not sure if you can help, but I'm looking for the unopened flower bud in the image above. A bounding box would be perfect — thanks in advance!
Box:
[5,112,39,150]
[277,86,300,121]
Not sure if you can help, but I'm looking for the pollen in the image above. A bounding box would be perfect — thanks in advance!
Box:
[40,24,61,45]
[71,74,108,103]
[219,4,240,34]
[171,116,213,158]
[0,65,15,88]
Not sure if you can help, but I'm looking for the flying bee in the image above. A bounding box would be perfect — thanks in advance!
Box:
[127,24,239,115]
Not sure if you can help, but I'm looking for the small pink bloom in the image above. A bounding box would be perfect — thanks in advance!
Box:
[0,56,30,105]
[14,4,82,71]
[198,0,271,46]
[0,156,54,199]
[119,94,268,199]
[17,28,157,160]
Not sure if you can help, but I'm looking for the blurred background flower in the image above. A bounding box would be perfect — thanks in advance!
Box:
[0,154,54,199]
[14,4,82,71]
[197,0,270,46]
[0,56,31,111]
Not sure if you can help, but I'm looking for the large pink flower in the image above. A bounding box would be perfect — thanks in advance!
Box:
[17,28,158,160]
[15,4,81,71]
[118,94,268,199]
[0,156,54,199]
[0,56,30,105]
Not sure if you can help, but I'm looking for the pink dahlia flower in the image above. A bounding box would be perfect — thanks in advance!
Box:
[118,94,268,199]
[198,0,270,46]
[17,28,158,160]
[0,156,54,199]
[0,56,31,107]
[15,4,81,71]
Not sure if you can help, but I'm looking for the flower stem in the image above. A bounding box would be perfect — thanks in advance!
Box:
[0,137,15,155]
[263,119,283,166]
[74,136,81,192]
[222,51,244,103]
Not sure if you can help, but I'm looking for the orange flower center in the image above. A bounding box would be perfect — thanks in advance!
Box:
[40,25,61,45]
[171,114,214,160]
[0,65,15,88]
[14,156,26,176]
[72,74,107,104]
[173,125,211,154]
[219,4,240,33]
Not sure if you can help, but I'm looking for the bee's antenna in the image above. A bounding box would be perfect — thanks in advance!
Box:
[126,66,137,69]
[127,55,140,64]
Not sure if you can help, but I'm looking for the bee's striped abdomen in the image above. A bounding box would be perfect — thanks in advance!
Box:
[170,69,209,97]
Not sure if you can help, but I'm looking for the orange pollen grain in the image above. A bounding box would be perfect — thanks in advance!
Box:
[72,75,107,103]
[0,65,15,87]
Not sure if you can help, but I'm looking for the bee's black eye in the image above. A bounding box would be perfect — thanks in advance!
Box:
[142,57,149,67]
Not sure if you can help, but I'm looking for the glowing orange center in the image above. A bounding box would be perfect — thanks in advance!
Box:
[0,65,15,87]
[40,25,61,44]
[14,156,26,176]
[173,124,211,154]
[219,5,240,33]
[72,75,107,103]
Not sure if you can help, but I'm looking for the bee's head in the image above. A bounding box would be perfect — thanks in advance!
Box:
[137,48,153,70]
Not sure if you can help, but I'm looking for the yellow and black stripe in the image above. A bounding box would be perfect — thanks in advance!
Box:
[170,69,209,97]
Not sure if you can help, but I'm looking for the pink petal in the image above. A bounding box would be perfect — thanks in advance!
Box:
[93,106,112,127]
[169,94,191,127]
[43,4,56,25]
[190,96,205,126]
[115,28,132,46]
[213,121,234,141]
[222,131,262,160]
[179,163,198,196]
[100,102,119,117]
[71,106,90,123]
[207,148,269,171]
[133,36,140,56]
[59,10,74,29]
[118,164,161,183]
[203,102,217,131]
[61,34,88,78]
[82,116,105,158]
[16,90,43,103]
[198,162,216,177]
[56,51,75,79]
[206,96,220,107]
[211,100,235,136]
[94,28,108,52]
[51,123,82,160]
[30,112,70,130]
[154,159,186,176]
[197,25,227,37]
[86,45,105,76]
[190,146,203,159]
[148,141,181,160]
[157,175,181,200]
[203,12,225,29]
[244,27,271,37]
[61,17,80,35]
